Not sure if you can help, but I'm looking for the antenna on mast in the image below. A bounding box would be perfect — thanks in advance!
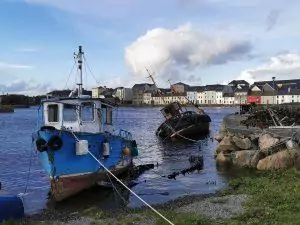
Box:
[75,45,84,97]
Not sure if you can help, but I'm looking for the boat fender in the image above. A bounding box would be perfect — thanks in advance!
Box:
[40,126,56,131]
[123,147,131,156]
[76,140,89,155]
[47,136,63,151]
[102,142,110,158]
[131,147,139,157]
[35,138,48,152]
[132,140,137,147]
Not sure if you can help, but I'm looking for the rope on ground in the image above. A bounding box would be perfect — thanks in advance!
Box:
[70,131,174,225]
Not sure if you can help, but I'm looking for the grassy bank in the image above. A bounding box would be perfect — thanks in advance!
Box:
[222,168,300,225]
[3,169,299,225]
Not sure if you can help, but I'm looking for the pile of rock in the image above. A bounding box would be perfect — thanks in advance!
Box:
[214,124,300,170]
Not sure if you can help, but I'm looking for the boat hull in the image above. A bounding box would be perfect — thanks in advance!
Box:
[170,122,210,139]
[156,113,211,140]
[50,164,132,201]
[33,129,137,201]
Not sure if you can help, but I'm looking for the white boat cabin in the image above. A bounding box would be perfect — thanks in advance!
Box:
[42,97,113,133]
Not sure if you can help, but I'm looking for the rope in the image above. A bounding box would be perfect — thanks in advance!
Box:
[69,131,174,225]
[106,173,128,204]
[64,61,77,90]
[83,55,100,85]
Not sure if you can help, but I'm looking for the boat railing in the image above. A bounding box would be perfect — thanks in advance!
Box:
[114,129,133,140]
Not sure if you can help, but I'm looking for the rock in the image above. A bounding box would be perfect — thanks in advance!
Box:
[215,132,226,142]
[216,152,231,165]
[258,133,279,152]
[285,140,299,150]
[257,149,298,170]
[250,151,265,167]
[219,123,226,133]
[227,132,235,137]
[215,136,239,154]
[232,150,257,167]
[232,136,252,150]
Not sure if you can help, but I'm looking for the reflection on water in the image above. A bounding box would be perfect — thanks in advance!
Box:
[0,106,238,214]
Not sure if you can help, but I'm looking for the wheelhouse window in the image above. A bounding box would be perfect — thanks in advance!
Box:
[81,102,95,122]
[48,104,59,122]
[63,104,77,121]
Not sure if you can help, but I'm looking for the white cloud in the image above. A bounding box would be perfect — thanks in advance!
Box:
[237,53,300,84]
[0,80,51,95]
[125,24,252,78]
[0,62,33,69]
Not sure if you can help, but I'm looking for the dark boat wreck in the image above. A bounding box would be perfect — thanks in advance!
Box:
[156,101,211,140]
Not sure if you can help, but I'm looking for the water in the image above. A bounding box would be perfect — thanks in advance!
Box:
[0,106,238,215]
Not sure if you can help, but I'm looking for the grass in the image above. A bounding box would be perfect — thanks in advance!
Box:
[222,168,300,225]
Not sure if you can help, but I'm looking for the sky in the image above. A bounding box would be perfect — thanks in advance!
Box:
[0,0,300,95]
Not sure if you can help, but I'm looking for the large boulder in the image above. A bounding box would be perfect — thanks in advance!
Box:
[257,149,298,170]
[250,151,265,167]
[232,150,257,167]
[219,122,226,133]
[258,133,279,152]
[215,132,226,142]
[215,136,239,154]
[216,151,231,165]
[232,136,252,150]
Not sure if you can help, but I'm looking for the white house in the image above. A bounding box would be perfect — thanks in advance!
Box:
[115,87,133,103]
[187,86,203,104]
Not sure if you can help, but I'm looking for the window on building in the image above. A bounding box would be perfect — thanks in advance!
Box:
[48,104,59,122]
[81,102,95,122]
[63,104,77,121]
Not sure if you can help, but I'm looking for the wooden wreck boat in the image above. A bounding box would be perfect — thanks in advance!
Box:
[156,101,211,140]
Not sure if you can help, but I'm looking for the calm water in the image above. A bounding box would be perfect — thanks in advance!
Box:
[0,106,238,215]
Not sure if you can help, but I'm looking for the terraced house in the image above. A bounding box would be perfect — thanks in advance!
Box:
[247,79,300,104]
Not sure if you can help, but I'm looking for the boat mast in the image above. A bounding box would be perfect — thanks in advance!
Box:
[146,68,159,91]
[75,45,84,97]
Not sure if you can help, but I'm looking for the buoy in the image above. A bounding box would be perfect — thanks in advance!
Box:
[123,147,131,156]
[103,142,110,158]
[0,193,24,222]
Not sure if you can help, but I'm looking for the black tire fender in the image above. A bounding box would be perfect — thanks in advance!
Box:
[47,135,63,151]
[36,138,48,152]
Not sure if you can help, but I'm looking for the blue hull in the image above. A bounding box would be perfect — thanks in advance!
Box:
[33,129,136,201]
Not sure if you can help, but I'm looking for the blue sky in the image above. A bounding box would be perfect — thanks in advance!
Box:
[0,0,300,95]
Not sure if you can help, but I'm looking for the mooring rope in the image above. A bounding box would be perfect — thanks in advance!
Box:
[70,131,174,225]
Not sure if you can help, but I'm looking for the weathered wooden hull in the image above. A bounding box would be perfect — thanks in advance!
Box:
[156,113,211,140]
[50,165,132,202]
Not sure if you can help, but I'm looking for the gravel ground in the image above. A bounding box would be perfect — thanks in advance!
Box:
[178,194,250,219]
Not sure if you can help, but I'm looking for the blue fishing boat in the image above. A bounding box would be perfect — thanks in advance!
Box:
[32,46,138,201]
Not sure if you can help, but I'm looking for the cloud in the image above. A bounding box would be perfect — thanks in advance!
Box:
[125,24,252,78]
[15,48,39,52]
[0,80,51,95]
[0,62,33,69]
[237,53,300,84]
